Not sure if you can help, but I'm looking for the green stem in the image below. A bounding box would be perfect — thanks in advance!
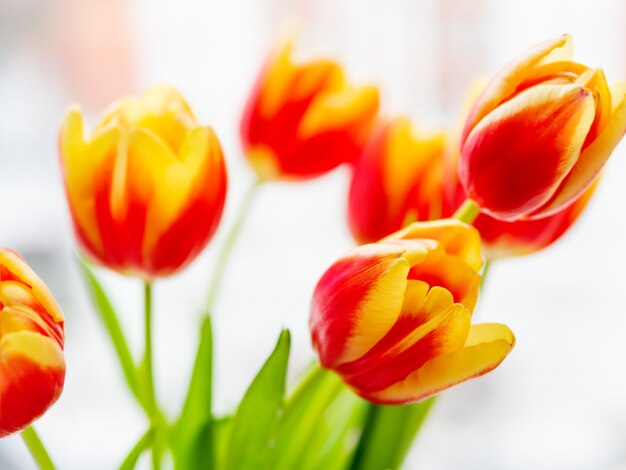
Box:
[144,282,156,417]
[21,426,56,470]
[206,179,261,311]
[351,397,437,470]
[453,198,480,224]
[143,282,161,470]
[481,259,492,291]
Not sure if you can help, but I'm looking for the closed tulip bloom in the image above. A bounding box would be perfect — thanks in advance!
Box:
[348,117,448,244]
[310,220,514,404]
[240,40,380,181]
[0,248,65,438]
[60,86,227,278]
[460,34,626,221]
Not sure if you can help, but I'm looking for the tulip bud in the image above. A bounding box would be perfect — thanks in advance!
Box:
[0,248,65,438]
[310,220,514,404]
[459,34,626,221]
[59,85,228,278]
[240,39,380,181]
[348,117,447,244]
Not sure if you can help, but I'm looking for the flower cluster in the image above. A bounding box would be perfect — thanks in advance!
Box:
[2,33,624,470]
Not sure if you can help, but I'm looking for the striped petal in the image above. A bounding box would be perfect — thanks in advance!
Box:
[476,178,598,259]
[310,243,414,368]
[462,34,573,143]
[460,84,595,220]
[384,219,483,272]
[0,249,64,324]
[299,85,379,140]
[534,81,626,217]
[0,332,65,438]
[338,292,470,394]
[365,323,515,404]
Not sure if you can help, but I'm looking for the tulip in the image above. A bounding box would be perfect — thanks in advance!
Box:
[310,220,514,404]
[0,248,65,438]
[240,39,380,181]
[348,117,448,244]
[60,85,227,278]
[459,34,626,221]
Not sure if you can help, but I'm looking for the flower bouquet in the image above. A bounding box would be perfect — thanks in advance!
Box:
[1,34,624,469]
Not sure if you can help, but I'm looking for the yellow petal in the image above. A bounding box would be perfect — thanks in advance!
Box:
[0,331,65,370]
[60,106,118,255]
[341,244,411,364]
[0,249,64,323]
[537,80,626,216]
[384,219,483,272]
[298,85,379,139]
[462,34,573,142]
[382,118,446,219]
[368,323,515,404]
[410,251,481,313]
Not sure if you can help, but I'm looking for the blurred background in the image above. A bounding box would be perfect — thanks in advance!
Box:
[1,0,626,468]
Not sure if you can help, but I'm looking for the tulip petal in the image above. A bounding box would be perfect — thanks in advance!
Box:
[138,126,218,257]
[365,323,515,404]
[409,251,481,313]
[535,81,626,217]
[259,40,344,119]
[60,106,118,256]
[338,298,470,394]
[0,249,64,324]
[298,85,379,139]
[0,331,65,438]
[461,84,595,220]
[383,120,446,220]
[385,219,482,272]
[310,243,412,368]
[98,85,196,154]
[462,35,573,143]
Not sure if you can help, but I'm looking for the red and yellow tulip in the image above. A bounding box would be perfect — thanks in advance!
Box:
[0,248,65,438]
[347,92,599,258]
[60,85,227,278]
[348,117,448,244]
[459,34,626,221]
[240,39,380,181]
[310,220,514,404]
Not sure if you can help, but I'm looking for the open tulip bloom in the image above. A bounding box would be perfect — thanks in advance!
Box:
[311,220,515,404]
[2,34,625,470]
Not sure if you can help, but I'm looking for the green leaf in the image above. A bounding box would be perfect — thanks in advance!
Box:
[77,257,140,404]
[224,329,291,470]
[273,366,366,470]
[172,314,214,470]
[118,427,153,470]
[213,416,233,469]
[350,397,437,470]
